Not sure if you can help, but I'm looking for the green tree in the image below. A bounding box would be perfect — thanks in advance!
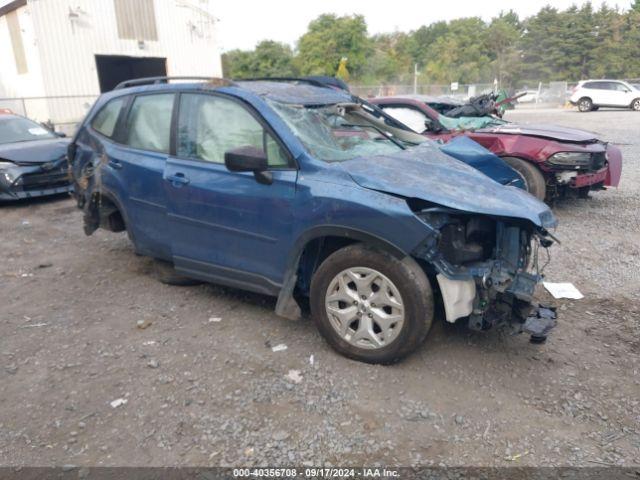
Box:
[362,32,413,83]
[420,18,492,84]
[486,11,522,86]
[222,40,296,79]
[295,14,372,77]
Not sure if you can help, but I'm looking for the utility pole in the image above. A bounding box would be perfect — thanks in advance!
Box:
[413,63,419,94]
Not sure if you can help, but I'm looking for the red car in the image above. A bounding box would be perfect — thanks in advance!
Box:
[371,95,622,201]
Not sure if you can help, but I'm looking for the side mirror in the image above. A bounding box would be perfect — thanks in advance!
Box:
[224,146,272,185]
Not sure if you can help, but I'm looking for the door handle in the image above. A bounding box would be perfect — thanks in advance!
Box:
[166,172,190,186]
[108,159,123,170]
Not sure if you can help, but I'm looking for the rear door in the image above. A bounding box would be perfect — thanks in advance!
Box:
[108,92,175,257]
[164,92,297,294]
[583,82,608,105]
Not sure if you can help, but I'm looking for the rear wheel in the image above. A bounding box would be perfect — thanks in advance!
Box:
[631,98,640,111]
[502,157,547,200]
[578,97,593,112]
[310,244,433,364]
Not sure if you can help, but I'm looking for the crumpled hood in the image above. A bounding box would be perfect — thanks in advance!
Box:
[340,143,557,228]
[478,123,599,143]
[438,135,524,188]
[0,138,69,165]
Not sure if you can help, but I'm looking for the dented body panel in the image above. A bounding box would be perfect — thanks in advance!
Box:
[371,96,623,195]
[69,79,558,339]
[0,134,71,201]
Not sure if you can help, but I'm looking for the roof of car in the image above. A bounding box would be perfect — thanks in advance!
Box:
[107,78,352,106]
[580,79,629,83]
[235,80,352,105]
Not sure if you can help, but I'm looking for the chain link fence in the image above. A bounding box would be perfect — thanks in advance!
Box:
[0,95,97,135]
[1,78,638,133]
[350,82,573,107]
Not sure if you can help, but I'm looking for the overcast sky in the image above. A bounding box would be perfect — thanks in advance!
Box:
[212,0,632,51]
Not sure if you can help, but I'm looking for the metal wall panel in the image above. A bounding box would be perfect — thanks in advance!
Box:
[113,0,158,41]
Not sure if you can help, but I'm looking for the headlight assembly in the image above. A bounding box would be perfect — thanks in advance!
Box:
[547,152,592,167]
[0,161,18,184]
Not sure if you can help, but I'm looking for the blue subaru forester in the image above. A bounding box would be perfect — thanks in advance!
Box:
[69,77,558,363]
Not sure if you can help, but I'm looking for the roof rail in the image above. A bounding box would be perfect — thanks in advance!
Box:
[237,77,333,88]
[113,76,234,90]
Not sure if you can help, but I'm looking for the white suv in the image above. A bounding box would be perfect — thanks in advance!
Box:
[570,80,640,112]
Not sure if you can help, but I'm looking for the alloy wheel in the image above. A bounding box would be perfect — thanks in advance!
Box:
[324,267,405,349]
[632,99,640,111]
[578,99,591,112]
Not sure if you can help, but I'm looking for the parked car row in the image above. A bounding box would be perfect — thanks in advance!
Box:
[0,112,71,200]
[369,94,622,200]
[570,79,640,112]
[1,76,625,363]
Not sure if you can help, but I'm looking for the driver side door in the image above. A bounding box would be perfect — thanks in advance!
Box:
[164,92,297,295]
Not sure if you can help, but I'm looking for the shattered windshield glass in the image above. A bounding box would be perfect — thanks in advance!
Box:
[437,113,506,131]
[268,101,403,162]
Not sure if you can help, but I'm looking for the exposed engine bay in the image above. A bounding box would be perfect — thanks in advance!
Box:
[411,205,557,341]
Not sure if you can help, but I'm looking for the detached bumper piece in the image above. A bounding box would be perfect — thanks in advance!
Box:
[523,304,557,343]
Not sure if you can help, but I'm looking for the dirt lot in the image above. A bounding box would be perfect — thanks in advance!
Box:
[1,108,639,468]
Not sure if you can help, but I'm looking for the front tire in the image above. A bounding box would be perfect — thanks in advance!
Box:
[502,157,547,200]
[631,98,640,111]
[310,244,433,364]
[578,97,593,112]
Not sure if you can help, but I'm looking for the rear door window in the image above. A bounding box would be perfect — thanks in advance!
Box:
[177,93,289,167]
[125,93,174,153]
[91,97,126,138]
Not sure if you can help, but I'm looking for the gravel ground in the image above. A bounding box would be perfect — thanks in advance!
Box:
[1,108,639,468]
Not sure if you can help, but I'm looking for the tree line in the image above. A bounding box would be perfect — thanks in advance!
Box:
[222,1,640,87]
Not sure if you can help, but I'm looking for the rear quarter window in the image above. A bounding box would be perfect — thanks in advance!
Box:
[91,97,126,138]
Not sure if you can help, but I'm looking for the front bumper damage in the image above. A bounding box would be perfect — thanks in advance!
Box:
[550,144,622,193]
[0,159,72,200]
[413,210,557,342]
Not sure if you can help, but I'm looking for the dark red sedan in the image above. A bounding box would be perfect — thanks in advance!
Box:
[370,95,622,201]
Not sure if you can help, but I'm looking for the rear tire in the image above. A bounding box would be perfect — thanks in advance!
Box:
[310,244,433,364]
[152,259,204,286]
[502,157,547,200]
[577,97,593,112]
[631,98,640,111]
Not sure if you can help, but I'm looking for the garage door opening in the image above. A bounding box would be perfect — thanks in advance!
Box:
[95,55,167,92]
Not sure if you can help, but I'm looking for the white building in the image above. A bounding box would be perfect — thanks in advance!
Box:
[0,0,222,130]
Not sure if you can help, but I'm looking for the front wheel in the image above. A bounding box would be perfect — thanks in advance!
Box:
[631,98,640,111]
[502,157,547,200]
[310,244,434,364]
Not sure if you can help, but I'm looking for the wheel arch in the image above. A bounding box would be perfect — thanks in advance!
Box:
[84,187,129,235]
[274,226,408,320]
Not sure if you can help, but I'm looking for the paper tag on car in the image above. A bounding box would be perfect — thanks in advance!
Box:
[543,282,583,299]
[28,127,49,136]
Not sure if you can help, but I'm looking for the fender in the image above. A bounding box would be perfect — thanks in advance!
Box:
[275,225,408,320]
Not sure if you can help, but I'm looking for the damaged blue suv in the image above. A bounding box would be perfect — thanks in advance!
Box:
[69,77,558,363]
